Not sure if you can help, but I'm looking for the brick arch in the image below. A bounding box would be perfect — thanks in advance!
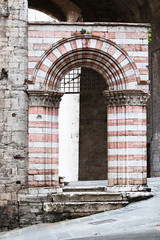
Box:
[30,35,140,91]
[27,32,149,189]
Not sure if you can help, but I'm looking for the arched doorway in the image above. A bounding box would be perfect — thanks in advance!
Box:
[79,68,107,181]
[27,34,149,188]
[59,67,107,182]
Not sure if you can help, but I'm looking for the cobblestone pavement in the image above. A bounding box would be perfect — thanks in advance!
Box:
[0,178,160,240]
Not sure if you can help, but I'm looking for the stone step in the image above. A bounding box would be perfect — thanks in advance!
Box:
[52,192,123,202]
[63,186,107,192]
[44,201,129,214]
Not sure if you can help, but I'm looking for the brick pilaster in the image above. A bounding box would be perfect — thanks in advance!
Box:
[104,90,149,186]
[27,90,63,187]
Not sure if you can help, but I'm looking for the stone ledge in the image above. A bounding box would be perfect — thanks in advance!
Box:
[123,191,154,202]
[18,187,58,195]
[28,21,151,28]
[52,192,123,202]
[43,201,128,213]
[106,185,151,192]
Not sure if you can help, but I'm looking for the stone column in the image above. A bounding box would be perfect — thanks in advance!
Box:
[27,90,63,187]
[104,90,149,191]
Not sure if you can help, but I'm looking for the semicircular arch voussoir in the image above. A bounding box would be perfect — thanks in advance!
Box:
[30,35,140,91]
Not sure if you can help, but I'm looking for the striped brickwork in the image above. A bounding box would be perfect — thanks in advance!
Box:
[28,23,149,92]
[28,91,63,187]
[27,23,149,188]
[104,90,149,186]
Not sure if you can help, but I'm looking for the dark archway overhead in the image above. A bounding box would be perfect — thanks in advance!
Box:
[28,0,158,23]
[69,0,153,23]
[28,0,82,21]
[27,0,160,48]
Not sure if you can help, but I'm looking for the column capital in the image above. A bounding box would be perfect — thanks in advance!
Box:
[103,90,150,107]
[27,90,64,108]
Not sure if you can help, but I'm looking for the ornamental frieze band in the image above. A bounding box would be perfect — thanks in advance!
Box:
[103,90,150,107]
[27,90,64,108]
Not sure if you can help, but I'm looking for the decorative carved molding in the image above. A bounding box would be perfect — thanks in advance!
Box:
[103,90,150,107]
[27,90,64,108]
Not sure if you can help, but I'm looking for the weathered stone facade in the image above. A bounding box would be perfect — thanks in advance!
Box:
[0,0,160,231]
[0,0,28,231]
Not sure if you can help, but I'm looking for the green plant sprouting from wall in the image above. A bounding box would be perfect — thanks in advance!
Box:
[73,28,90,36]
[148,28,152,43]
[80,28,87,34]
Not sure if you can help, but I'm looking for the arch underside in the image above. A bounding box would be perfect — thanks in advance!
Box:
[28,0,153,23]
[28,0,82,22]
[30,35,140,91]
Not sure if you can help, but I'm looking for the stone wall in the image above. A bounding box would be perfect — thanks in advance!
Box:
[0,18,150,229]
[149,16,160,176]
[0,192,19,231]
[0,0,28,188]
[0,0,28,231]
[18,187,54,228]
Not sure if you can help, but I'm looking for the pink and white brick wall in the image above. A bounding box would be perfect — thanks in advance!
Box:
[27,91,63,187]
[104,90,149,187]
[27,22,149,189]
[28,22,149,90]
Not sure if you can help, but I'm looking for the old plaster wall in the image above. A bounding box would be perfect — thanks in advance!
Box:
[59,93,80,182]
[0,0,28,231]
